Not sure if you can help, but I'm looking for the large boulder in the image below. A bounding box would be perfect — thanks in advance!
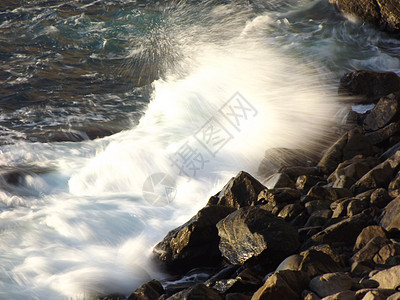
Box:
[363,93,400,132]
[128,280,165,300]
[207,171,265,208]
[309,272,355,298]
[380,196,400,231]
[329,1,400,34]
[216,206,300,266]
[153,205,235,273]
[370,265,400,289]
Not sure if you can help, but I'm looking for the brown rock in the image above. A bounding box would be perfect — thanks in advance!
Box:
[277,203,304,221]
[363,93,400,131]
[166,283,222,300]
[309,272,355,298]
[352,236,390,264]
[262,173,296,189]
[389,171,400,198]
[388,292,400,300]
[258,188,301,215]
[366,122,400,145]
[370,189,392,209]
[296,175,325,192]
[128,280,165,300]
[380,196,400,230]
[321,290,356,300]
[305,200,332,215]
[347,199,369,217]
[355,288,397,300]
[370,265,400,289]
[354,225,388,250]
[207,171,265,208]
[307,186,353,201]
[373,243,400,265]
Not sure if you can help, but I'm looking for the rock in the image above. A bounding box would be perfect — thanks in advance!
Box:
[331,198,353,218]
[356,288,397,300]
[317,129,375,175]
[347,198,369,217]
[212,278,260,295]
[374,242,400,265]
[307,186,353,202]
[305,210,332,227]
[296,175,324,192]
[226,293,251,300]
[258,188,301,215]
[370,265,400,289]
[305,200,332,215]
[280,166,321,179]
[166,283,222,300]
[370,189,392,209]
[251,270,309,300]
[303,290,321,300]
[328,156,379,189]
[329,1,400,33]
[207,171,265,208]
[321,290,356,300]
[277,203,304,221]
[380,196,400,230]
[278,249,342,278]
[351,236,390,264]
[128,280,165,300]
[262,173,296,189]
[354,226,388,250]
[389,171,400,198]
[153,205,235,273]
[351,151,400,194]
[258,148,316,178]
[216,206,300,265]
[309,272,355,298]
[388,292,400,300]
[363,93,400,132]
[366,122,400,145]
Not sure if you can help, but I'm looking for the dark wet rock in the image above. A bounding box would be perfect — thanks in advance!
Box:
[128,280,164,300]
[351,151,400,194]
[317,129,375,175]
[262,173,296,189]
[278,203,304,221]
[374,242,400,265]
[370,189,392,208]
[225,293,251,300]
[363,93,400,132]
[366,122,400,145]
[216,206,300,266]
[305,200,332,215]
[303,290,321,300]
[380,196,400,231]
[258,188,301,215]
[370,265,400,289]
[337,70,400,102]
[389,172,400,198]
[355,190,375,202]
[305,210,332,227]
[354,226,388,250]
[296,175,325,192]
[212,277,260,295]
[309,272,355,298]
[308,212,370,247]
[329,1,400,33]
[380,141,400,161]
[331,198,353,218]
[328,156,379,189]
[207,171,265,209]
[280,166,321,179]
[258,148,316,178]
[251,270,309,300]
[307,186,353,202]
[153,205,235,273]
[166,283,222,300]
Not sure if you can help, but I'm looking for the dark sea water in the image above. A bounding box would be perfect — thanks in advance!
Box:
[1,0,400,299]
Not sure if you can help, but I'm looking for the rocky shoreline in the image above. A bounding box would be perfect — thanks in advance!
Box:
[112,69,400,300]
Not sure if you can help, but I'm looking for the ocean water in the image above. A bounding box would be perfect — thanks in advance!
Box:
[1,0,400,298]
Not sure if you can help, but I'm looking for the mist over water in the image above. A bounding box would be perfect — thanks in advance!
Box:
[0,0,400,298]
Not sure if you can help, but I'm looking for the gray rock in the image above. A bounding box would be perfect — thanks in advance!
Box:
[153,205,235,273]
[309,272,355,298]
[216,206,299,265]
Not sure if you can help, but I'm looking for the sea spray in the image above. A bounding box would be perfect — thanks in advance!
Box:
[0,1,352,299]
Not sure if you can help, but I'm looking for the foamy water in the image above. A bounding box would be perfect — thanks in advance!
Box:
[0,0,399,299]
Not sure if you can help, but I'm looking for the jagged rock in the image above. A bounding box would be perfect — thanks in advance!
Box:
[207,171,265,208]
[356,288,397,300]
[337,70,400,102]
[329,1,400,33]
[166,283,222,300]
[331,198,353,218]
[366,122,400,145]
[262,173,296,189]
[128,280,165,300]
[363,93,400,132]
[296,175,324,192]
[307,186,353,201]
[351,151,400,194]
[277,203,304,221]
[212,277,260,295]
[328,156,379,189]
[258,188,301,215]
[380,196,400,230]
[352,236,390,264]
[347,199,369,217]
[370,189,392,208]
[354,226,388,250]
[370,265,400,289]
[251,270,309,300]
[258,148,316,178]
[153,205,235,273]
[374,242,400,265]
[309,272,355,298]
[216,206,300,265]
[317,129,375,175]
[321,290,356,300]
[309,212,370,246]
[389,171,400,198]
